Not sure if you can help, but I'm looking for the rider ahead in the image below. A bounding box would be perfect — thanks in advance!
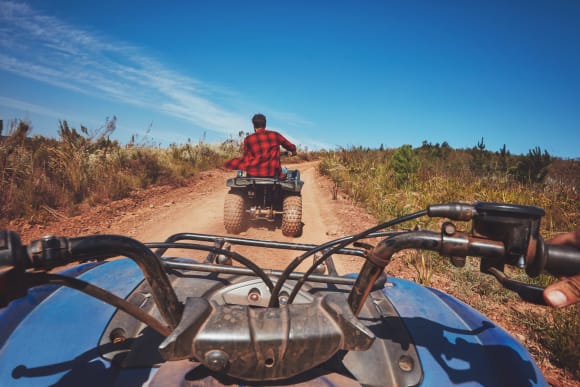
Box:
[224,114,296,178]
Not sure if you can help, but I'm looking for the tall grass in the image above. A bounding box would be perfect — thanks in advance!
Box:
[319,142,579,378]
[319,144,578,230]
[0,119,242,222]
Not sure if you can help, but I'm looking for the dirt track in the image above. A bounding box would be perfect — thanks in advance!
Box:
[13,161,379,275]
[124,161,376,274]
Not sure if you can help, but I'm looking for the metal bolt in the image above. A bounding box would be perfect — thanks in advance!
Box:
[204,350,229,372]
[217,254,232,265]
[398,355,414,372]
[248,288,261,303]
[109,328,127,344]
[443,222,456,236]
[278,291,289,305]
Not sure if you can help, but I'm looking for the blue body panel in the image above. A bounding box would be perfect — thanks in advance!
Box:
[0,259,148,387]
[0,261,547,386]
[384,277,547,386]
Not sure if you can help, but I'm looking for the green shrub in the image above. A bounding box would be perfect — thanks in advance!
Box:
[391,145,419,187]
[514,146,552,184]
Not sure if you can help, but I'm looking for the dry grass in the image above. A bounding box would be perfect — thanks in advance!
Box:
[0,119,241,222]
[319,144,579,379]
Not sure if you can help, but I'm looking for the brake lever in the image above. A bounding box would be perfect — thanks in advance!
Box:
[485,267,547,305]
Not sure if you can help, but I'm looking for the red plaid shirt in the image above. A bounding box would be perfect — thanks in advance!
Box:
[224,129,296,177]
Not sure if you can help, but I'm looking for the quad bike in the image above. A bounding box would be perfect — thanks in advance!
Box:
[224,154,303,236]
[0,202,579,386]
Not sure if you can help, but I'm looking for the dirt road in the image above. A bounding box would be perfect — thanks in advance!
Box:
[125,161,376,274]
[14,161,378,274]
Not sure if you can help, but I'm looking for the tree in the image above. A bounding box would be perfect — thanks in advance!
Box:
[391,144,419,187]
[497,144,511,173]
[470,137,489,174]
[514,147,551,184]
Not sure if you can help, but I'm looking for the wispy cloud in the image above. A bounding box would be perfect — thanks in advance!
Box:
[0,1,248,136]
[0,95,67,120]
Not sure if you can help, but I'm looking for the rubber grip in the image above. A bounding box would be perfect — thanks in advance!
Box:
[544,244,580,277]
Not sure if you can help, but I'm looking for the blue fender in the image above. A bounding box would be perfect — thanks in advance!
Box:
[0,260,547,386]
[384,277,547,386]
[0,259,147,387]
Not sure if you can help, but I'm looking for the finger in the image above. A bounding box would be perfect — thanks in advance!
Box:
[543,276,580,308]
[547,230,580,246]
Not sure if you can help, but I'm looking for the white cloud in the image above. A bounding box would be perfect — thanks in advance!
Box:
[0,0,247,136]
[0,1,324,149]
[0,95,66,120]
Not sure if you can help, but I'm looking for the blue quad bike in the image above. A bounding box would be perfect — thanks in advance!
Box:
[1,202,579,386]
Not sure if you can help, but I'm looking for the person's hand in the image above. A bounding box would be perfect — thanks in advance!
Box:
[291,151,297,157]
[543,230,580,308]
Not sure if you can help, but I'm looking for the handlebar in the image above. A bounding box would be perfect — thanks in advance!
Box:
[1,201,578,381]
[347,202,578,313]
[539,243,580,278]
[2,202,579,308]
[0,232,183,328]
[1,202,578,313]
[1,203,579,311]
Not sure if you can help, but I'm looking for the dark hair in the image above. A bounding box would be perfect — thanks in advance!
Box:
[252,114,266,129]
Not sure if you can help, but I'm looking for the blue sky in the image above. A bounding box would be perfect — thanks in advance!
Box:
[1,1,579,157]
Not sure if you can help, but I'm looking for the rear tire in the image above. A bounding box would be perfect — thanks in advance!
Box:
[282,195,302,237]
[224,192,247,234]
